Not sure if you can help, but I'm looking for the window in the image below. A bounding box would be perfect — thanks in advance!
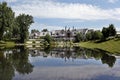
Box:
[43,33,45,35]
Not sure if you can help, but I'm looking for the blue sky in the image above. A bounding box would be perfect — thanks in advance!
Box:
[1,0,120,31]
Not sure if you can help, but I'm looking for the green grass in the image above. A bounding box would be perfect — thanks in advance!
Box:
[79,39,120,54]
[0,41,15,48]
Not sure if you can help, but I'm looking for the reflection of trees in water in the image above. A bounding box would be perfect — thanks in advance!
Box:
[12,46,33,74]
[44,45,52,54]
[0,46,33,80]
[101,53,116,68]
[74,47,116,68]
[30,46,116,68]
[0,46,117,80]
[0,51,14,80]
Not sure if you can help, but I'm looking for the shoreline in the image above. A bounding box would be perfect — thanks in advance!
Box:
[0,39,120,54]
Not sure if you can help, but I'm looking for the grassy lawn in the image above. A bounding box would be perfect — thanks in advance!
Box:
[79,39,120,54]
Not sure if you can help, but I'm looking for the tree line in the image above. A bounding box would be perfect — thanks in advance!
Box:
[75,24,117,42]
[0,2,34,43]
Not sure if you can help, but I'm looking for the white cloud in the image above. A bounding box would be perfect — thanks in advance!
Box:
[11,0,120,21]
[30,22,64,31]
[107,0,118,3]
[2,0,17,2]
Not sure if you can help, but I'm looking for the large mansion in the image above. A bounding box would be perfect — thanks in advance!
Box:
[29,27,94,41]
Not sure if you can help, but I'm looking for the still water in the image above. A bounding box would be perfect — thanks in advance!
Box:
[0,46,120,80]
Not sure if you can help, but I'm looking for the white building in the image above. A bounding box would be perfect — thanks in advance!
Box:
[29,28,93,41]
[116,31,120,37]
[39,31,51,37]
[29,32,40,39]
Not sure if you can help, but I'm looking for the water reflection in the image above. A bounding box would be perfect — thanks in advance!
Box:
[30,46,116,67]
[0,46,33,80]
[0,50,14,80]
[0,46,118,80]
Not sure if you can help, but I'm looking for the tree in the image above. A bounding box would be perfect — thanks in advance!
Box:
[86,32,92,40]
[11,19,20,39]
[31,29,39,33]
[0,2,15,40]
[108,24,116,36]
[42,29,48,32]
[86,31,95,40]
[94,31,103,40]
[86,30,103,41]
[102,24,116,40]
[12,26,20,38]
[16,14,34,43]
[102,27,109,39]
[44,34,52,44]
[75,32,83,42]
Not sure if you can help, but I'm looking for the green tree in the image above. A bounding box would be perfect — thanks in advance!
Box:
[108,24,116,36]
[94,31,103,40]
[102,27,109,39]
[31,29,39,33]
[86,31,103,41]
[86,31,95,40]
[86,32,92,40]
[0,2,15,40]
[11,19,20,39]
[102,24,116,40]
[42,29,48,32]
[16,14,34,43]
[75,32,83,42]
[44,34,52,44]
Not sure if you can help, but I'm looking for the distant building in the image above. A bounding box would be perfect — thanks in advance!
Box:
[29,32,40,39]
[39,31,51,37]
[29,27,94,41]
[116,31,120,37]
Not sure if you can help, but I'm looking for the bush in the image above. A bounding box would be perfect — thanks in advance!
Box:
[74,32,83,42]
[32,40,36,44]
[44,34,52,44]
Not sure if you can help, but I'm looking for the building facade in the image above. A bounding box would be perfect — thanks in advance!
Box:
[29,28,94,41]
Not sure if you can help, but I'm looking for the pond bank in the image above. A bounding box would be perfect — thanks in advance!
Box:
[1,39,120,54]
[79,39,120,54]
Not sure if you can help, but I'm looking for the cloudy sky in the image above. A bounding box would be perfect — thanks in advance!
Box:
[1,0,120,31]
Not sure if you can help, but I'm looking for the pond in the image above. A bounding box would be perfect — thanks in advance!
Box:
[0,46,120,80]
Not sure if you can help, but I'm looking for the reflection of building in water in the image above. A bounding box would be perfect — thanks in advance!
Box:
[29,48,89,61]
[4,50,13,58]
[3,49,21,59]
[1,47,117,68]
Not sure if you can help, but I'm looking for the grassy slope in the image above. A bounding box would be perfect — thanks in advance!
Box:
[79,39,120,53]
